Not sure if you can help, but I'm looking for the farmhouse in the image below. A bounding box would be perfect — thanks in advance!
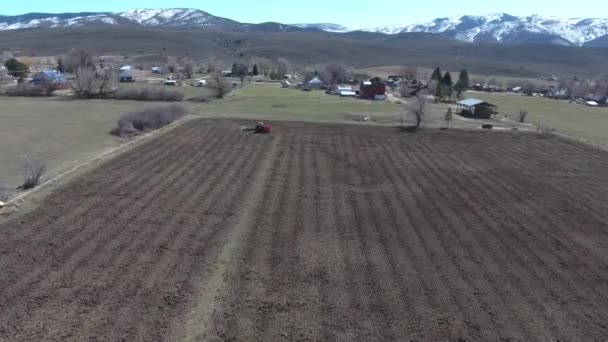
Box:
[30,70,67,86]
[307,76,323,89]
[457,98,498,119]
[119,69,146,83]
[164,76,177,86]
[359,77,386,100]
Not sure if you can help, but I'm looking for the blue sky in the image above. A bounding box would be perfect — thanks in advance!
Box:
[2,0,604,28]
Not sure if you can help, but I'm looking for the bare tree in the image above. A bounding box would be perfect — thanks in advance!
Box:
[321,63,351,85]
[399,66,418,84]
[20,155,46,190]
[571,79,593,99]
[96,69,117,96]
[63,49,95,73]
[207,56,224,74]
[444,107,453,128]
[302,70,317,83]
[276,57,291,78]
[181,58,195,79]
[233,63,249,85]
[255,57,272,76]
[522,81,536,95]
[71,67,116,98]
[167,56,179,74]
[595,79,608,96]
[211,72,232,99]
[410,95,427,129]
[71,68,96,97]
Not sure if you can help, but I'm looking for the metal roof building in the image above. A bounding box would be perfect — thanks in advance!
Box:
[456,98,498,119]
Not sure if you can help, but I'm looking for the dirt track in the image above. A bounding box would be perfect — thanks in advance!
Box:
[1,119,608,341]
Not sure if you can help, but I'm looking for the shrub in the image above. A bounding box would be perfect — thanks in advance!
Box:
[190,93,212,103]
[536,124,557,133]
[0,186,14,202]
[111,105,187,137]
[20,156,46,190]
[115,87,184,102]
[5,83,56,97]
[519,110,528,123]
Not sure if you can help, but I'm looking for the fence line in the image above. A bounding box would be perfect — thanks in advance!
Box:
[2,115,192,207]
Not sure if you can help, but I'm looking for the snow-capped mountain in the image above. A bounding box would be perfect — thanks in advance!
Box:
[118,8,238,28]
[363,13,608,46]
[0,12,122,30]
[291,23,351,33]
[1,9,608,47]
[0,8,292,32]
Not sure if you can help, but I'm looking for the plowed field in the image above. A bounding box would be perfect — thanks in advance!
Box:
[1,119,607,341]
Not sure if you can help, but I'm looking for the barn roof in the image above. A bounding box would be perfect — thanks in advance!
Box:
[308,77,322,84]
[458,98,484,106]
[31,70,67,84]
[457,98,496,107]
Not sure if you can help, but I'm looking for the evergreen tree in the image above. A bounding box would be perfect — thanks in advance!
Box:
[4,58,29,79]
[442,72,453,87]
[457,69,470,90]
[231,62,238,76]
[434,81,444,99]
[454,70,470,100]
[252,64,259,76]
[443,72,453,99]
[57,57,65,73]
[431,67,442,81]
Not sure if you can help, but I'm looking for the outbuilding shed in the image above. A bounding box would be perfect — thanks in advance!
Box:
[119,69,146,83]
[457,99,498,119]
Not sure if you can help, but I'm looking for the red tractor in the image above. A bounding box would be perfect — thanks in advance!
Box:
[254,121,272,134]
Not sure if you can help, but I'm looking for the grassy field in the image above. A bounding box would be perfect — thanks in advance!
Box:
[196,84,402,124]
[471,92,608,147]
[196,84,532,131]
[0,96,172,187]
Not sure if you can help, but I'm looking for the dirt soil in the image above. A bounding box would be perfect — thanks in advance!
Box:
[1,119,607,341]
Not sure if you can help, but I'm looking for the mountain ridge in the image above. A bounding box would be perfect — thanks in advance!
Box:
[1,9,608,47]
[363,13,608,46]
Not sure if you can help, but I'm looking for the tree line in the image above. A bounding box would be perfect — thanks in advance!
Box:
[430,67,470,101]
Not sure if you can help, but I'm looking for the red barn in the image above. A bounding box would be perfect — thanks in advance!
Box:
[359,77,386,99]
